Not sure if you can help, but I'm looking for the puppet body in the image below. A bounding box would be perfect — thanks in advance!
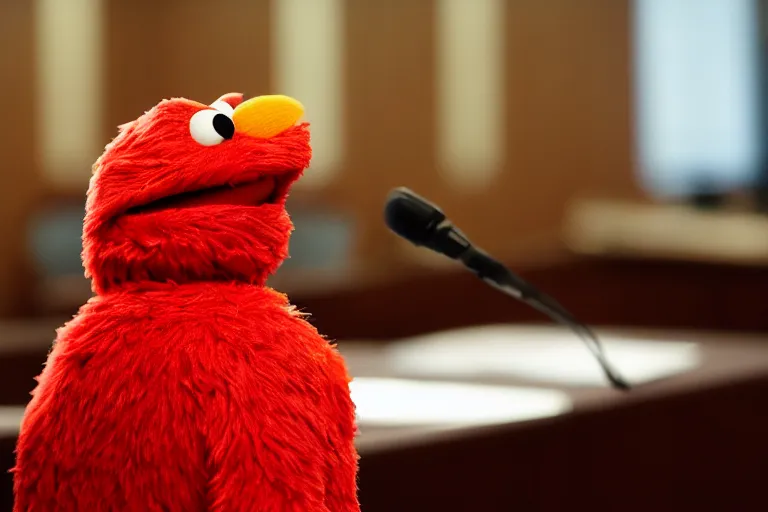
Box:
[13,93,360,511]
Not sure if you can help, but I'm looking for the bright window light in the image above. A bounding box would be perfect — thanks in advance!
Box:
[386,325,702,387]
[271,0,343,189]
[350,377,571,427]
[435,0,505,189]
[634,0,760,196]
[36,0,104,188]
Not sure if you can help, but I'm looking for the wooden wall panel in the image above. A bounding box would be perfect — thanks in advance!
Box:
[445,0,639,256]
[339,0,639,270]
[576,0,639,199]
[105,0,272,135]
[105,1,174,136]
[0,1,38,316]
[103,0,638,271]
[344,0,439,271]
[8,0,643,312]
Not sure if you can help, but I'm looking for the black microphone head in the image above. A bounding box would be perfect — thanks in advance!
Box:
[384,187,446,247]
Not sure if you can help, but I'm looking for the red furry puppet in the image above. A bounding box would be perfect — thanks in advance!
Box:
[13,93,360,512]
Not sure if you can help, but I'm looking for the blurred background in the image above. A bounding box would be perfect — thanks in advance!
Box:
[2,0,768,510]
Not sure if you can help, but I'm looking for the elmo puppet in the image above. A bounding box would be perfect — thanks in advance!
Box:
[13,93,360,512]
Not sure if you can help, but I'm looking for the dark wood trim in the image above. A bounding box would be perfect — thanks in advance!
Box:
[292,256,768,341]
[357,373,768,511]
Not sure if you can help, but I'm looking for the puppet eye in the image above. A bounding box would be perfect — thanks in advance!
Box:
[210,100,235,117]
[189,109,235,146]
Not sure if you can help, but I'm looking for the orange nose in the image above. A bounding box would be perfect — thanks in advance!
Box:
[232,95,305,139]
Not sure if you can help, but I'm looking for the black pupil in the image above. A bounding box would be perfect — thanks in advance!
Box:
[213,113,235,140]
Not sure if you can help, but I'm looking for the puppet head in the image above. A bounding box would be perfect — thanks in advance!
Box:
[83,93,311,293]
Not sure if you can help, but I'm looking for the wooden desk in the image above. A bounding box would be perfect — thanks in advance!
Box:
[345,329,768,511]
[2,326,768,511]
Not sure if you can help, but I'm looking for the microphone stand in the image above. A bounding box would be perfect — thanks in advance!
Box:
[383,186,630,390]
[460,247,631,390]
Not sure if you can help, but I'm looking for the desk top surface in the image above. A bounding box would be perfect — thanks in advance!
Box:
[342,326,768,454]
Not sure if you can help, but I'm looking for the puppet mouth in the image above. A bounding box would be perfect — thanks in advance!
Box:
[126,172,298,215]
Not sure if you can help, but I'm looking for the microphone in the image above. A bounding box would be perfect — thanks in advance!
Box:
[384,187,630,390]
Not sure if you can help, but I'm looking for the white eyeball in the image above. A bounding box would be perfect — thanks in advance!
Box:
[210,100,235,117]
[189,109,235,146]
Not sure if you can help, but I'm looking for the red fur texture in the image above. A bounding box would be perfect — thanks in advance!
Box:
[13,94,360,511]
[84,94,311,292]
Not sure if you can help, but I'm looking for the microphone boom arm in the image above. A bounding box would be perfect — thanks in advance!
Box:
[461,247,631,390]
[383,186,630,390]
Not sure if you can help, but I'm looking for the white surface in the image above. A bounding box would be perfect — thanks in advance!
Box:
[633,0,760,196]
[436,0,505,189]
[350,377,571,427]
[0,381,569,436]
[386,325,702,387]
[0,406,24,437]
